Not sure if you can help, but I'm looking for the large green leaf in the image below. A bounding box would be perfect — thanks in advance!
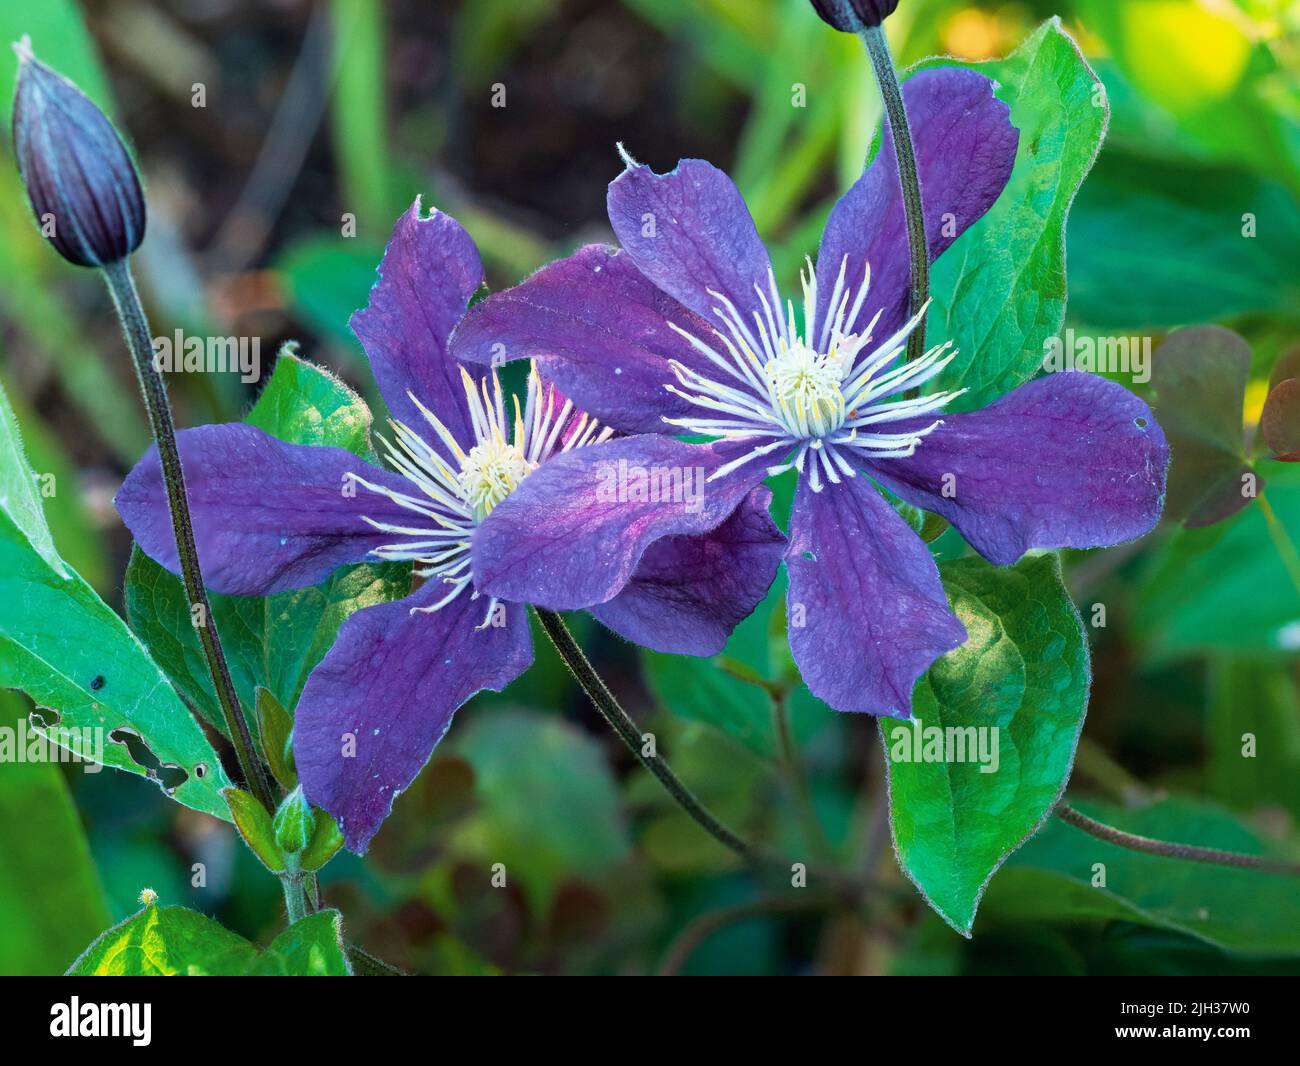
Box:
[1135,463,1300,658]
[68,901,351,975]
[124,353,411,729]
[0,691,111,974]
[986,798,1300,955]
[885,553,1089,936]
[0,384,233,819]
[918,18,1108,410]
[68,901,257,976]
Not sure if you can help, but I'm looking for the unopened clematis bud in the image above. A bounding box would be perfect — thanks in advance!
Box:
[808,0,900,32]
[272,786,314,857]
[10,36,145,268]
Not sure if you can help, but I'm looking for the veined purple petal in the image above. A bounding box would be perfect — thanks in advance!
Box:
[472,435,770,611]
[786,473,966,717]
[815,68,1017,343]
[294,582,533,852]
[115,423,414,596]
[591,487,785,655]
[865,373,1169,566]
[351,198,483,447]
[607,157,775,326]
[450,244,717,435]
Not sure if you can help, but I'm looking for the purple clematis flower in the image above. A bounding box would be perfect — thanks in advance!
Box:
[116,200,784,851]
[450,68,1169,719]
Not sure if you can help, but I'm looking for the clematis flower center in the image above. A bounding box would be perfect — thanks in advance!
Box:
[764,340,848,438]
[661,255,968,492]
[349,363,612,623]
[458,438,534,521]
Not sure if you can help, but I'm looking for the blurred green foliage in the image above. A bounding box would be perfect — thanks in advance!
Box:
[0,0,1297,975]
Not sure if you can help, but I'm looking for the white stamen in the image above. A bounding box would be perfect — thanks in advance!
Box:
[351,361,612,615]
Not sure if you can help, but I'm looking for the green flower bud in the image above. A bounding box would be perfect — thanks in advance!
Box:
[272,786,313,857]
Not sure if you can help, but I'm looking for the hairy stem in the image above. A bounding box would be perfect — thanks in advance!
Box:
[102,260,275,812]
[1056,802,1300,875]
[861,24,928,366]
[533,608,756,861]
[280,873,307,925]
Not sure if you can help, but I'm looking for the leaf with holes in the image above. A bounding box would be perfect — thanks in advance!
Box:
[884,553,1089,936]
[0,383,232,819]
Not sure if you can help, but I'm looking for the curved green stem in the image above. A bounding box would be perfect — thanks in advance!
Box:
[861,24,928,366]
[533,608,756,861]
[1056,802,1300,875]
[102,260,275,813]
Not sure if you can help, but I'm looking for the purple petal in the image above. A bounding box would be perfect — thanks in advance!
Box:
[115,423,415,596]
[607,157,775,325]
[472,435,770,611]
[590,487,785,655]
[351,198,483,446]
[786,473,966,717]
[450,244,717,434]
[865,373,1169,566]
[295,582,533,852]
[815,68,1017,342]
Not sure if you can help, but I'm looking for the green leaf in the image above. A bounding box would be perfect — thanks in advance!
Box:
[987,798,1300,955]
[222,788,286,873]
[248,910,351,976]
[1135,462,1300,657]
[1,377,108,590]
[0,379,67,579]
[1206,656,1300,820]
[256,686,297,790]
[68,901,259,976]
[0,691,111,974]
[301,808,345,872]
[126,549,410,734]
[451,708,630,909]
[917,18,1108,410]
[885,553,1089,936]
[246,346,374,458]
[1067,154,1300,329]
[124,354,411,730]
[0,386,232,819]
[68,900,352,975]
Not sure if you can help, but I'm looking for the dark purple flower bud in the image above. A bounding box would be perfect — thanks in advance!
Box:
[10,37,145,268]
[809,0,900,32]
